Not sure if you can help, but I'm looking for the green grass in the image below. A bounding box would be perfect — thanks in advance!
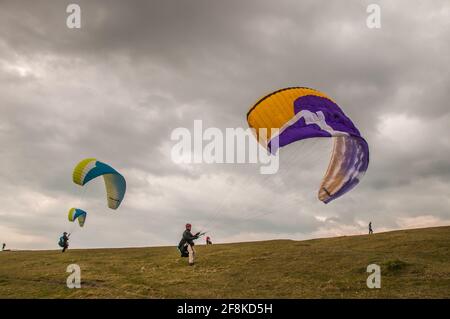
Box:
[0,226,449,298]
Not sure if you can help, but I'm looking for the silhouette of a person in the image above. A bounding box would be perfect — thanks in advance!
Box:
[369,222,373,234]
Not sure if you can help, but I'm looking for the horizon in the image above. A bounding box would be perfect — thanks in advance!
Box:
[2,225,448,252]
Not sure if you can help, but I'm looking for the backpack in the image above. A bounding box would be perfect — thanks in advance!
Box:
[177,239,189,257]
[58,236,65,248]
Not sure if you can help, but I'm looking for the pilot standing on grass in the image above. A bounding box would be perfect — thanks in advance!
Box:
[182,223,200,266]
[60,232,70,253]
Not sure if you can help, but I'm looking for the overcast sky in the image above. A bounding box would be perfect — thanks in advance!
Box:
[0,0,449,249]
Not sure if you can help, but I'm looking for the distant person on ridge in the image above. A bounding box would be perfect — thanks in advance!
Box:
[369,222,373,234]
[2,243,5,251]
[206,236,212,245]
[59,232,70,253]
[178,223,200,266]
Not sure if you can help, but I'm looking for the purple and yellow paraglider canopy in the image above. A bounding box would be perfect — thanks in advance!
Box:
[247,87,369,204]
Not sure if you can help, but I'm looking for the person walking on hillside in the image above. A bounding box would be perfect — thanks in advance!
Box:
[179,223,200,266]
[2,243,5,251]
[206,236,212,245]
[369,222,373,234]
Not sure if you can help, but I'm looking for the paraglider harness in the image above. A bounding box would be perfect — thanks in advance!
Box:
[58,234,69,248]
[58,237,65,247]
[177,241,189,257]
[177,231,206,257]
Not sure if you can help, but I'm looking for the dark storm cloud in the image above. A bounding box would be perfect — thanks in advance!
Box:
[0,0,449,248]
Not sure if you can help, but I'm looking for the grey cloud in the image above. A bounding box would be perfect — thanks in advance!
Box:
[0,0,449,249]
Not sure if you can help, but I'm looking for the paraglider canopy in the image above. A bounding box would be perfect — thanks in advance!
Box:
[247,87,369,203]
[68,208,87,227]
[72,158,126,209]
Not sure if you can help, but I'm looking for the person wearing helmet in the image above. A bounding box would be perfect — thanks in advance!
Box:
[180,223,200,266]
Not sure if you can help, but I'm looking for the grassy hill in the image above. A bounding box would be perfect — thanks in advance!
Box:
[0,226,449,298]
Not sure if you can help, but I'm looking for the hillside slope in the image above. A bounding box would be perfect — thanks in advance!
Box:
[0,226,449,298]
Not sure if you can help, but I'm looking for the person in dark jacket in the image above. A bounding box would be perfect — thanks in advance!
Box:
[369,222,373,234]
[181,223,199,265]
[206,236,212,245]
[60,232,70,253]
